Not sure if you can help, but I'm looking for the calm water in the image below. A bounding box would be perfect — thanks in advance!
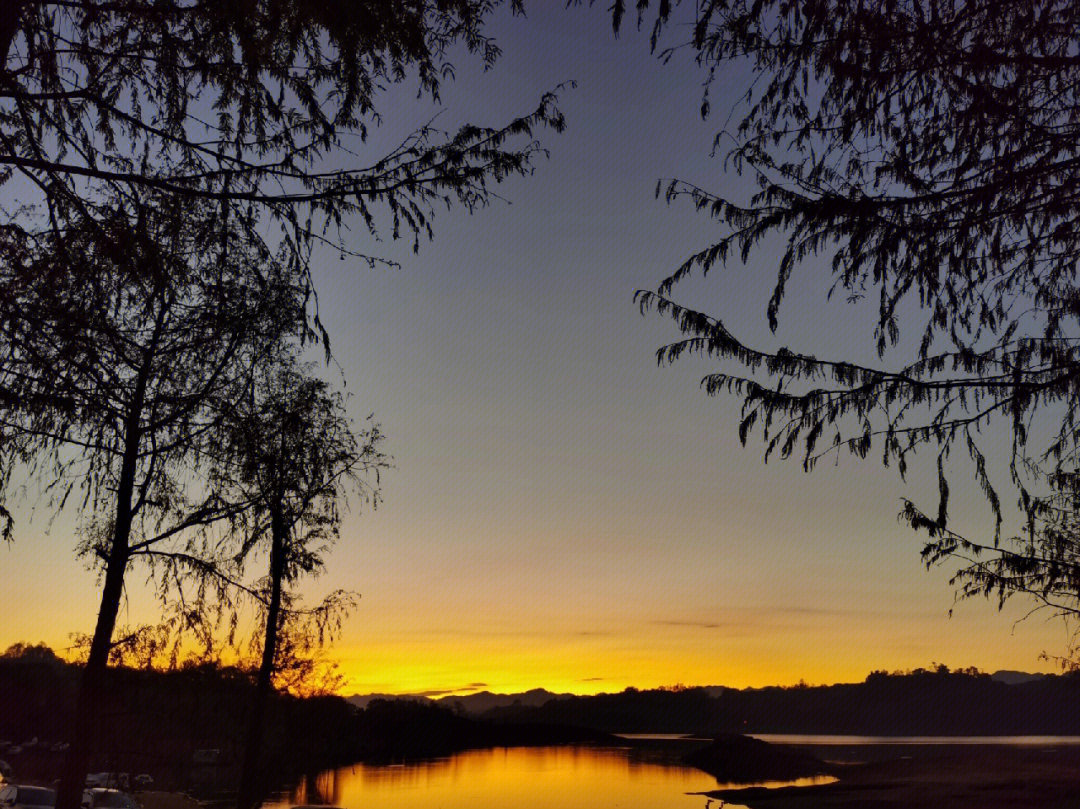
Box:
[265,745,832,809]
[753,734,1080,745]
[265,737,1080,809]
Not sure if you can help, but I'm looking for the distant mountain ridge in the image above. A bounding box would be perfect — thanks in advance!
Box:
[346,668,1078,735]
[990,670,1049,685]
[346,688,571,712]
[346,671,1049,714]
[439,688,573,713]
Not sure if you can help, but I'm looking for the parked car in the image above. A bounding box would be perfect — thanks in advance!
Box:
[81,789,139,809]
[190,750,220,765]
[0,785,56,809]
[130,776,152,792]
[83,776,128,791]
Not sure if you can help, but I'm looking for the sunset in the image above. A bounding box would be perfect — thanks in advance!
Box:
[3,2,1080,808]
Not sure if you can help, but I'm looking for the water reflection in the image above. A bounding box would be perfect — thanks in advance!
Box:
[753,734,1080,745]
[269,737,1080,809]
[710,775,837,790]
[267,746,739,809]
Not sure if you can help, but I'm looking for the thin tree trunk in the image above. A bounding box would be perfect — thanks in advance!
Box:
[55,543,128,809]
[56,345,154,809]
[55,452,139,809]
[236,507,287,809]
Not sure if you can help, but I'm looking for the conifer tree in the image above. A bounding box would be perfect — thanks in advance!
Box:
[625,0,1080,637]
[211,355,384,809]
[0,193,306,809]
[1,1,567,281]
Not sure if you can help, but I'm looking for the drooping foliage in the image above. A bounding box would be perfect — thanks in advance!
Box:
[0,193,309,809]
[622,0,1080,630]
[210,353,385,809]
[2,5,564,805]
[1,1,568,274]
[913,470,1080,660]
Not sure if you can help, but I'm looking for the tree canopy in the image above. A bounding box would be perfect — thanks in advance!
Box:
[2,4,570,804]
[0,191,311,809]
[1,0,568,279]
[628,0,1080,636]
[217,353,385,809]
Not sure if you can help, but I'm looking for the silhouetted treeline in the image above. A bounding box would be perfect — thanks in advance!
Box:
[353,699,609,761]
[0,644,610,790]
[0,644,358,789]
[480,667,1080,736]
[9,645,1080,793]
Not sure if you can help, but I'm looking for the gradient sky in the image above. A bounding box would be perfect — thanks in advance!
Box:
[1,4,1071,696]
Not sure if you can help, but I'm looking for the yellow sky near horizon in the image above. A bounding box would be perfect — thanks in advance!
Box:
[2,491,1069,699]
[1,510,1068,698]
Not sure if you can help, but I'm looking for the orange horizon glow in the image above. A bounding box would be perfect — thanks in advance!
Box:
[2,519,1069,702]
[5,597,1066,700]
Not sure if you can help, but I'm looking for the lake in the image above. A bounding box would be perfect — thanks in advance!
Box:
[749,733,1080,765]
[265,736,1080,809]
[753,734,1080,745]
[265,744,829,809]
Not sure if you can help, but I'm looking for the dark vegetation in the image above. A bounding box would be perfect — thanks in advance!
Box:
[628,0,1080,650]
[0,645,357,793]
[9,645,1080,796]
[353,699,610,762]
[8,646,1080,783]
[0,644,611,794]
[478,666,1080,736]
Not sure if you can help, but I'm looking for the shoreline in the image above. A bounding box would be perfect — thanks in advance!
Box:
[708,743,1080,809]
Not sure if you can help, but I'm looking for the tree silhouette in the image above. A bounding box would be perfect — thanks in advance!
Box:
[625,1,1080,637]
[0,193,307,809]
[208,355,385,809]
[2,5,566,803]
[1,1,568,286]
[916,469,1080,663]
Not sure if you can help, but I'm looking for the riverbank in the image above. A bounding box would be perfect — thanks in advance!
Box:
[708,744,1080,808]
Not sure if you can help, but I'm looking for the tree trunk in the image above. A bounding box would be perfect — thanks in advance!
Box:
[55,467,138,809]
[56,352,152,809]
[235,507,287,809]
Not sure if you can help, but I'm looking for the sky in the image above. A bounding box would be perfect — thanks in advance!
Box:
[0,3,1072,696]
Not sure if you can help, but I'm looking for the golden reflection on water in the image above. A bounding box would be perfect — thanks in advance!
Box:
[711,775,837,790]
[271,746,736,809]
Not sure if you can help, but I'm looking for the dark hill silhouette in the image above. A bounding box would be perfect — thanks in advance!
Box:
[346,688,573,713]
[441,688,572,713]
[5,645,1079,792]
[478,668,1080,736]
[990,670,1049,685]
[345,693,430,710]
